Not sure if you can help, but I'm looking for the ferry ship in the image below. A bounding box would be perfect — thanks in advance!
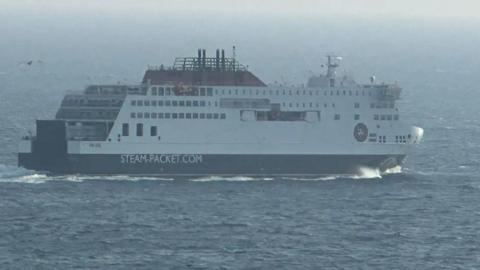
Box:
[18,48,424,175]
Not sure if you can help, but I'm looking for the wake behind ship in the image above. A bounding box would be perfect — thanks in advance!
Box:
[18,48,423,175]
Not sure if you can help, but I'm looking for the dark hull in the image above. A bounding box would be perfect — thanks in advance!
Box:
[18,153,405,175]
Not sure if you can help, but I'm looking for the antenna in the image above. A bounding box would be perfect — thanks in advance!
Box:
[232,45,236,71]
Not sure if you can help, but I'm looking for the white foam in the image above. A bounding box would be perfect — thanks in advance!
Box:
[0,164,48,184]
[352,167,382,179]
[281,176,339,181]
[384,165,403,175]
[191,175,273,182]
[0,164,175,184]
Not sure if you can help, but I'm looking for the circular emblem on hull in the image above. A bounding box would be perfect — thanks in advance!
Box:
[354,123,368,142]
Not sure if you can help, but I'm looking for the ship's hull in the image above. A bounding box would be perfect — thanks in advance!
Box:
[18,153,405,175]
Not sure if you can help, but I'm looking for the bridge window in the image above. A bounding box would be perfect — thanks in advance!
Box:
[151,87,157,95]
[131,100,136,106]
[130,112,136,118]
[207,88,213,96]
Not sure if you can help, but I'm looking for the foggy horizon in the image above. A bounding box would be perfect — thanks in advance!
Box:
[3,0,480,19]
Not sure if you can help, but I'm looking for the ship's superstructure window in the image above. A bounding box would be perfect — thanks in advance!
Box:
[334,114,341,120]
[122,123,129,136]
[151,87,157,95]
[354,102,360,108]
[150,126,157,136]
[354,114,360,120]
[158,88,164,96]
[136,123,143,136]
[131,112,136,118]
[131,100,136,106]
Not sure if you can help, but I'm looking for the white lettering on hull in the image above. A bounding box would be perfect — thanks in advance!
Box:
[120,154,203,164]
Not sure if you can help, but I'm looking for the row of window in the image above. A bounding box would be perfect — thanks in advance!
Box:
[395,135,410,144]
[370,102,395,109]
[150,86,373,97]
[131,99,214,107]
[151,87,214,97]
[133,99,373,111]
[374,114,400,121]
[122,123,158,137]
[130,112,226,120]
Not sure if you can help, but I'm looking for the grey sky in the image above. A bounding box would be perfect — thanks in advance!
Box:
[4,0,480,18]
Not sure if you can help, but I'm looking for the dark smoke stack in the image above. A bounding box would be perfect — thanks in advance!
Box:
[202,49,206,68]
[197,49,201,69]
[221,49,225,71]
[216,49,220,70]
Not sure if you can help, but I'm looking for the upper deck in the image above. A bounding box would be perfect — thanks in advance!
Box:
[142,49,266,87]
